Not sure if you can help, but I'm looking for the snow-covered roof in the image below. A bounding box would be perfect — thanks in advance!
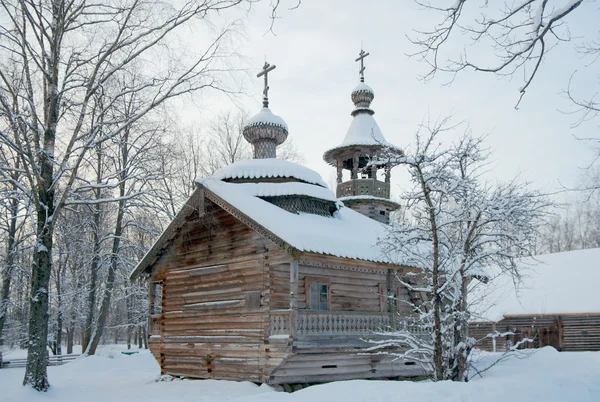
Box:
[244,107,288,132]
[352,82,374,95]
[199,178,393,263]
[472,248,600,321]
[212,159,328,188]
[206,181,338,203]
[342,113,390,147]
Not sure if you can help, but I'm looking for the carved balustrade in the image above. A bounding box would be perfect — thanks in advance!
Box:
[268,310,427,338]
[336,179,390,198]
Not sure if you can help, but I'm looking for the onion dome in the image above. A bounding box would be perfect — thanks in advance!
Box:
[351,82,375,114]
[243,107,288,159]
[215,61,338,217]
[243,61,289,159]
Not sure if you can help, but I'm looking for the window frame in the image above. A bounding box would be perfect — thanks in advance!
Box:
[305,276,331,311]
[150,281,163,316]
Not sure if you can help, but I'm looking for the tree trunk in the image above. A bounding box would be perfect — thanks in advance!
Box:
[23,0,62,389]
[83,148,103,353]
[55,266,62,356]
[142,326,148,349]
[23,204,54,391]
[87,204,123,355]
[87,127,129,356]
[418,166,444,381]
[126,279,133,350]
[66,328,73,355]
[0,194,19,345]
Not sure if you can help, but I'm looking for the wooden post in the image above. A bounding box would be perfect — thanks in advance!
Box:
[289,260,299,339]
[492,322,497,353]
[386,269,396,330]
[557,315,564,351]
[336,159,343,184]
[351,153,358,180]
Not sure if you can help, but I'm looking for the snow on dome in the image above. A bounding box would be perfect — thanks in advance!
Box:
[352,82,374,95]
[341,113,391,147]
[210,158,328,188]
[244,107,288,132]
[471,248,600,322]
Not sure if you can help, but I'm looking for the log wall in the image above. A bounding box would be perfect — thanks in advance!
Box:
[470,313,600,352]
[148,199,290,382]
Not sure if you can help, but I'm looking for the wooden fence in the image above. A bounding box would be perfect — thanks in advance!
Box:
[0,353,80,369]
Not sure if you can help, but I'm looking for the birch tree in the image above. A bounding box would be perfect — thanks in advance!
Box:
[0,0,254,391]
[380,117,550,381]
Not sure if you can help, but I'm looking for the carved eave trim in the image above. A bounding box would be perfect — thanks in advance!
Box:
[298,253,420,274]
[130,187,205,280]
[323,143,403,166]
[200,185,302,260]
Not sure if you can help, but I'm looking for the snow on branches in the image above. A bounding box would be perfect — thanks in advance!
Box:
[378,116,551,381]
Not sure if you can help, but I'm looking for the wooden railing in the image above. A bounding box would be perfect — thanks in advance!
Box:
[296,310,391,336]
[0,353,80,369]
[269,310,426,338]
[336,179,390,199]
[270,310,292,336]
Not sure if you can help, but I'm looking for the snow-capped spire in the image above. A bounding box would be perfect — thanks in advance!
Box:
[258,61,276,108]
[243,61,288,159]
[356,49,369,83]
[322,49,401,224]
[351,49,375,115]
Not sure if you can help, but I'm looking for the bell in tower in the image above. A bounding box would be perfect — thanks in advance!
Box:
[323,50,401,224]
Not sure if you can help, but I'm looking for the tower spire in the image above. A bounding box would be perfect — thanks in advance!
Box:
[257,61,276,108]
[243,61,288,159]
[355,49,370,83]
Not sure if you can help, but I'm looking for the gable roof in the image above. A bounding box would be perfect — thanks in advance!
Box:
[130,178,396,279]
[471,248,600,321]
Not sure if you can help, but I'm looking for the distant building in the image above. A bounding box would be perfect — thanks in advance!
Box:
[131,55,428,385]
[470,248,600,352]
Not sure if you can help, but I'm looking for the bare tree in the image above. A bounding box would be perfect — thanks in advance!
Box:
[380,116,550,381]
[0,150,30,345]
[0,0,252,390]
[410,1,590,108]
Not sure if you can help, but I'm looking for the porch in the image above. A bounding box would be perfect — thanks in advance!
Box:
[269,309,426,342]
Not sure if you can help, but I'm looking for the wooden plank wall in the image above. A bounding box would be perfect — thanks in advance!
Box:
[471,314,600,352]
[560,315,600,351]
[149,199,290,382]
[270,256,404,312]
[298,258,387,312]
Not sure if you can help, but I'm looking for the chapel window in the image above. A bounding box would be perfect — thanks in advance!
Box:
[306,276,330,310]
[150,281,163,315]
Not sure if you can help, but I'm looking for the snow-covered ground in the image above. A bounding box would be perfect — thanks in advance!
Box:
[1,346,599,402]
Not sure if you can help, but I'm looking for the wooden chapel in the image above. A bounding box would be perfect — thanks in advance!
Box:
[130,55,427,385]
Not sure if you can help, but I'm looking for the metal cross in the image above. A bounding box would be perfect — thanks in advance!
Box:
[355,49,370,82]
[257,61,276,108]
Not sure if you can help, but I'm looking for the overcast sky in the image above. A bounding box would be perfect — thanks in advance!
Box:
[183,1,598,202]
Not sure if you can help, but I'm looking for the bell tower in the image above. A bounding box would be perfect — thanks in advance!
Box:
[323,50,400,224]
